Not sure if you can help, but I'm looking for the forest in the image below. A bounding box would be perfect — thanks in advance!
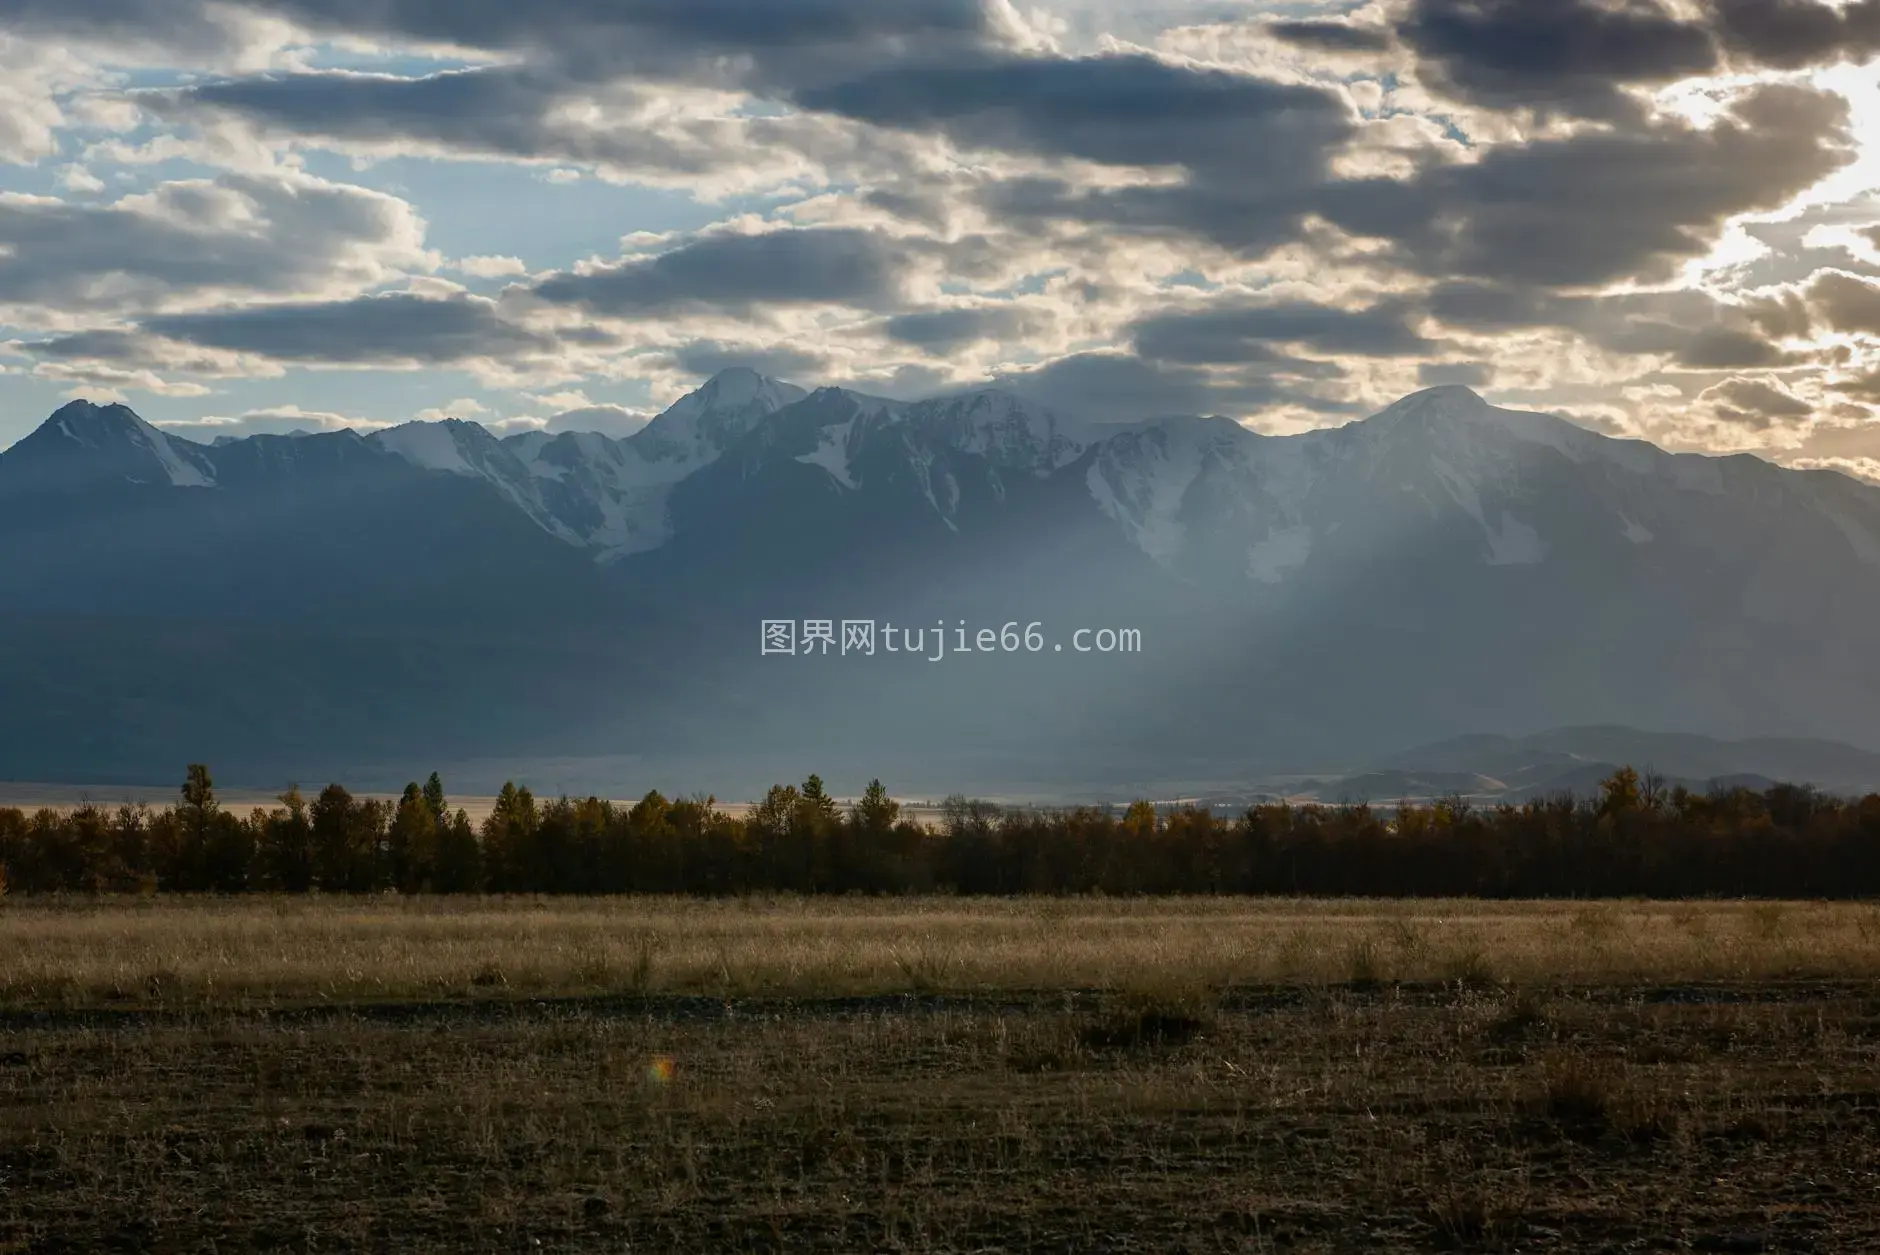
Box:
[3,764,1880,898]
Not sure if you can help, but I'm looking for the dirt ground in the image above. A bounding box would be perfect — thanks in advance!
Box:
[4,976,1880,1252]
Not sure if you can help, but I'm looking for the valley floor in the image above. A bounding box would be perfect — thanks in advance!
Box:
[4,899,1880,1252]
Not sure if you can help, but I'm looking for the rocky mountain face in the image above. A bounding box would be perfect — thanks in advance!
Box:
[5,372,1880,792]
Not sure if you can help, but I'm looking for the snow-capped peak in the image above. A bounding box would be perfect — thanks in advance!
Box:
[694,366,802,412]
[908,388,1092,473]
[34,399,216,487]
[631,367,810,471]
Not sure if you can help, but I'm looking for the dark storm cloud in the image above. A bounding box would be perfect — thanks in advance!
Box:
[1396,0,1717,120]
[1317,84,1853,287]
[1417,361,1493,388]
[796,53,1352,187]
[1389,0,1880,119]
[142,292,551,363]
[986,351,1358,424]
[1706,377,1812,419]
[1673,328,1795,370]
[1709,0,1880,70]
[1805,270,1880,335]
[669,340,829,381]
[1427,281,1804,369]
[1130,298,1437,364]
[1,0,998,86]
[0,0,246,54]
[23,328,261,376]
[529,228,908,316]
[883,306,1034,351]
[1267,19,1393,54]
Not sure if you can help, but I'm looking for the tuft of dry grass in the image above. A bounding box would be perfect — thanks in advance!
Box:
[6,898,1880,1250]
[5,896,1880,1010]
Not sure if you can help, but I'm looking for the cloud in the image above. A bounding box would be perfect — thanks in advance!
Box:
[883,305,1038,352]
[152,404,380,442]
[1266,19,1393,54]
[414,396,487,422]
[544,405,651,437]
[1829,367,1880,402]
[32,360,213,397]
[1417,361,1492,388]
[0,171,433,320]
[141,290,553,364]
[1805,269,1880,335]
[798,52,1352,189]
[1317,83,1854,287]
[154,66,859,191]
[1396,0,1717,121]
[1710,0,1880,71]
[257,0,998,86]
[1702,376,1813,427]
[529,227,909,316]
[1426,280,1811,370]
[1130,296,1437,363]
[24,327,284,377]
[1,0,1003,82]
[1787,454,1880,484]
[454,255,528,279]
[985,349,1357,423]
[668,339,829,382]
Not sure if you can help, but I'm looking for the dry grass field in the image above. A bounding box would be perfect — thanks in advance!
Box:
[5,897,1880,1251]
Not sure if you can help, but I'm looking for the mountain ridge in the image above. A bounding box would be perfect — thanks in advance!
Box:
[8,373,1880,788]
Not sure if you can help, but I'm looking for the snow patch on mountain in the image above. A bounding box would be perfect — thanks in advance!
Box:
[1619,513,1654,544]
[911,390,1088,473]
[374,421,479,475]
[795,417,859,489]
[134,420,214,488]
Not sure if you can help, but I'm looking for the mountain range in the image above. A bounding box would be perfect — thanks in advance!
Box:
[5,369,1880,797]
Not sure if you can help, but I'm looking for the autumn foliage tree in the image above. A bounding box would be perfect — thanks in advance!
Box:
[9,764,1880,899]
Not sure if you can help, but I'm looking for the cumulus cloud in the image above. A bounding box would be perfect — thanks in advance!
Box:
[1702,376,1814,429]
[668,339,828,382]
[986,350,1359,423]
[1805,269,1880,334]
[133,290,561,372]
[414,396,487,422]
[1395,0,1717,121]
[529,227,911,316]
[1427,281,1812,371]
[153,67,868,192]
[0,171,434,321]
[883,305,1042,352]
[1418,361,1492,388]
[543,405,652,437]
[1266,19,1393,55]
[152,404,381,442]
[1130,296,1437,363]
[1317,83,1855,287]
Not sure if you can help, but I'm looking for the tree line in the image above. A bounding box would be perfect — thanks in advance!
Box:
[3,764,1880,898]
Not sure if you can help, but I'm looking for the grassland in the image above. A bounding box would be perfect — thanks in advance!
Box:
[6,897,1880,1251]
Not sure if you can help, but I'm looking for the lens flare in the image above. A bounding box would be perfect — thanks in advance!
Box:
[647,1054,676,1084]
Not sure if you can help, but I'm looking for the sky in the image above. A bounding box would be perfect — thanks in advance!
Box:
[4,0,1880,481]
